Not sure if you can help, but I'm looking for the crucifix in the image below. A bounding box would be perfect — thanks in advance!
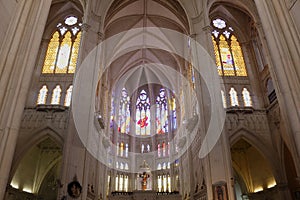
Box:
[139,171,150,190]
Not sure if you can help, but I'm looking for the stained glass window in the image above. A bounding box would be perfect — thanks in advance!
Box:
[119,175,124,191]
[136,90,150,135]
[167,175,171,192]
[118,88,130,134]
[147,144,150,152]
[51,85,62,105]
[156,89,168,134]
[158,144,161,157]
[110,95,115,129]
[55,31,72,73]
[42,16,81,74]
[162,142,166,157]
[157,163,162,170]
[213,18,226,29]
[125,144,129,157]
[115,176,119,191]
[158,176,162,192]
[116,142,119,156]
[242,88,252,107]
[107,175,111,196]
[64,85,73,106]
[221,90,227,108]
[141,144,145,153]
[115,175,128,192]
[124,176,129,192]
[170,96,177,130]
[163,175,167,192]
[211,18,247,76]
[120,142,124,157]
[230,88,239,106]
[68,32,81,73]
[42,32,59,73]
[37,85,48,105]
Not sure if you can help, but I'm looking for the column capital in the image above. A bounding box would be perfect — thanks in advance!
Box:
[81,23,91,32]
[202,25,212,33]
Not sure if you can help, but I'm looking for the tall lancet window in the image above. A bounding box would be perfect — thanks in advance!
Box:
[51,85,62,105]
[242,88,252,107]
[136,90,151,135]
[118,88,130,134]
[171,96,177,130]
[229,87,239,106]
[156,88,168,134]
[211,18,247,76]
[64,85,73,106]
[42,16,82,74]
[221,90,227,108]
[37,85,48,105]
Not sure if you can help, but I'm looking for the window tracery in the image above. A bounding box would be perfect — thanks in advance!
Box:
[42,16,82,74]
[51,85,62,105]
[211,18,247,76]
[37,85,48,105]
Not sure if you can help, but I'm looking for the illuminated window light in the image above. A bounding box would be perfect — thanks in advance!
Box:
[254,187,263,193]
[23,188,32,193]
[10,182,19,189]
[267,181,276,189]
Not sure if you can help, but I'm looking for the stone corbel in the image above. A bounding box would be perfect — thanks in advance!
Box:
[81,23,91,32]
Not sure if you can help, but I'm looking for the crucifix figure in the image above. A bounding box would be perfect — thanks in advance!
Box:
[139,171,150,190]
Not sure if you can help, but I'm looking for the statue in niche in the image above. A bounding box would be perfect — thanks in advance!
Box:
[67,180,82,198]
[139,171,150,190]
[213,182,228,200]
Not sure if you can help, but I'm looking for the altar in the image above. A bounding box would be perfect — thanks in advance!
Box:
[108,190,181,200]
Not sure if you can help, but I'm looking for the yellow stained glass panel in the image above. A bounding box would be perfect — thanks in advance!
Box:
[42,32,59,73]
[219,35,235,76]
[212,36,222,76]
[55,31,72,73]
[231,35,247,76]
[68,31,81,73]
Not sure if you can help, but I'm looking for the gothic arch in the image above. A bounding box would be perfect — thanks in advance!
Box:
[43,1,83,39]
[103,0,190,36]
[10,127,63,181]
[229,128,281,181]
[207,0,259,23]
[9,135,62,195]
[230,138,278,194]
[103,0,190,33]
[107,50,184,90]
[208,3,254,44]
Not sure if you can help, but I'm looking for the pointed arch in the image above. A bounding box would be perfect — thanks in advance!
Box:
[51,85,62,105]
[37,85,49,105]
[229,128,281,181]
[136,90,151,136]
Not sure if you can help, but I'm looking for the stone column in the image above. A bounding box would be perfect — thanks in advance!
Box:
[191,13,235,199]
[0,0,52,199]
[58,0,104,199]
[254,0,300,173]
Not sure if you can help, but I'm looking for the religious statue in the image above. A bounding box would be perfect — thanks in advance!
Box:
[139,171,150,190]
[67,180,82,198]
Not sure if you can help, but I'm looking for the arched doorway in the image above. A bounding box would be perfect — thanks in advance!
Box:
[231,139,276,199]
[8,137,62,200]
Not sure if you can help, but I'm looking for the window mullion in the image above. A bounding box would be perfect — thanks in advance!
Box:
[54,34,63,74]
[216,38,224,76]
[228,38,237,76]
